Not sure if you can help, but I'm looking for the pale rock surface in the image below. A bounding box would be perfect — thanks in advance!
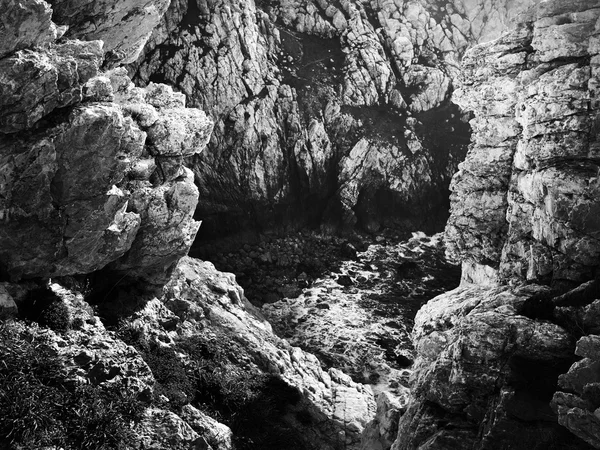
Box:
[401,2,600,448]
[0,5,213,282]
[131,0,536,239]
[49,0,171,63]
[0,40,104,133]
[138,408,206,450]
[179,404,234,450]
[0,0,62,58]
[446,0,600,286]
[120,257,377,449]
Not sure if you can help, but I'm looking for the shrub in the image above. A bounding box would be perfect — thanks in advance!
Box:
[0,323,144,450]
[21,287,70,332]
[178,335,310,450]
[141,345,195,409]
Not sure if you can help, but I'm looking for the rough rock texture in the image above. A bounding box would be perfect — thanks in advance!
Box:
[361,390,409,450]
[0,0,63,59]
[106,257,376,449]
[394,284,586,449]
[131,0,536,243]
[48,0,171,64]
[262,233,460,387]
[446,0,600,287]
[0,4,212,282]
[397,1,600,449]
[553,334,600,449]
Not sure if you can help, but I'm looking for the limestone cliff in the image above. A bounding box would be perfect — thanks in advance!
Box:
[0,1,376,449]
[130,0,537,243]
[0,0,212,284]
[396,1,600,449]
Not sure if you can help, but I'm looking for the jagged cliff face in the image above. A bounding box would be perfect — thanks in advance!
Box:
[0,0,212,284]
[130,0,537,242]
[0,2,380,449]
[396,1,600,449]
[446,0,600,288]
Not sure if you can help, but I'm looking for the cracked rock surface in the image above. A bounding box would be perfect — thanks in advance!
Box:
[0,2,213,282]
[446,0,600,287]
[397,1,600,449]
[131,0,536,243]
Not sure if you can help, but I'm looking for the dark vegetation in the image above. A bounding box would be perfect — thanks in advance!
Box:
[21,286,71,332]
[121,328,315,450]
[0,323,144,450]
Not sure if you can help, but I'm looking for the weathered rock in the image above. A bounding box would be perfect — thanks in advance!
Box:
[0,31,212,283]
[138,408,205,450]
[0,0,62,59]
[118,257,377,449]
[109,170,201,284]
[360,390,409,450]
[446,0,600,287]
[179,404,233,450]
[552,334,600,449]
[0,40,104,133]
[49,0,171,64]
[394,284,581,449]
[0,103,144,279]
[131,0,533,240]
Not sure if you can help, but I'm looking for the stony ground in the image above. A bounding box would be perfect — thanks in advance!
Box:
[206,232,461,395]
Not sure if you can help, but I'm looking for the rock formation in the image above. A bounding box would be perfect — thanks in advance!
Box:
[130,0,537,244]
[395,1,600,448]
[0,1,388,449]
[0,0,213,284]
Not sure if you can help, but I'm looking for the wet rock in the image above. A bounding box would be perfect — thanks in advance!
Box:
[336,274,353,286]
[263,233,460,388]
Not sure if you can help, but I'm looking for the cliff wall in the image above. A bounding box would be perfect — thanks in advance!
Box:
[131,0,538,243]
[395,1,600,448]
[0,2,377,449]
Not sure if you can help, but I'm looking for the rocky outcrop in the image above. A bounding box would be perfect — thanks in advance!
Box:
[1,3,384,449]
[131,0,536,243]
[48,0,171,64]
[446,0,600,287]
[98,256,376,449]
[396,1,600,449]
[0,1,212,283]
[393,282,598,449]
[553,334,600,448]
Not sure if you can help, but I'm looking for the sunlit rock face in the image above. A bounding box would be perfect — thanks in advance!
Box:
[0,0,212,283]
[130,0,536,242]
[446,0,600,288]
[1,2,382,449]
[395,1,600,449]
